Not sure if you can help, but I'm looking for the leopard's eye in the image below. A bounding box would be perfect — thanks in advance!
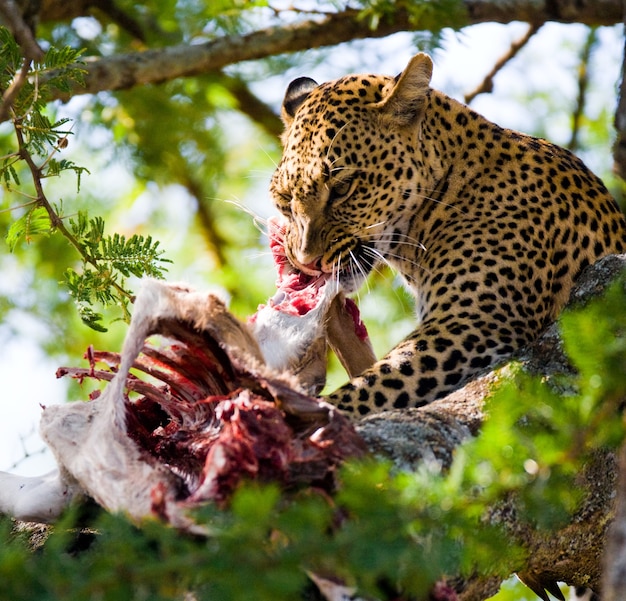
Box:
[328,172,359,204]
[333,179,352,198]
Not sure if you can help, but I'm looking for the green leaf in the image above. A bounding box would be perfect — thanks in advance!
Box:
[1,157,20,187]
[76,303,108,332]
[6,206,52,251]
[43,158,90,191]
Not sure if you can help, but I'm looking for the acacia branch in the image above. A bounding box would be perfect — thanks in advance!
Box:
[13,121,134,312]
[464,23,541,104]
[568,27,598,152]
[38,1,622,103]
[613,6,626,180]
[0,57,31,123]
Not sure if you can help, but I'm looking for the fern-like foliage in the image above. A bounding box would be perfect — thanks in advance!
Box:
[5,206,51,251]
[64,212,171,331]
[0,27,171,330]
[1,31,85,111]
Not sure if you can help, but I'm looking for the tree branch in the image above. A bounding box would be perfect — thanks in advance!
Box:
[37,0,623,29]
[603,439,626,601]
[463,0,621,25]
[0,57,31,123]
[568,27,598,152]
[38,1,622,103]
[181,172,228,269]
[13,120,135,317]
[464,23,540,105]
[222,73,283,138]
[359,391,616,601]
[89,0,145,42]
[0,0,44,61]
[613,8,626,180]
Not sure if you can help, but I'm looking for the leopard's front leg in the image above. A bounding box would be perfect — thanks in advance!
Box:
[326,312,529,416]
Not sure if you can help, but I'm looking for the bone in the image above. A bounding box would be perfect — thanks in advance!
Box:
[39,281,193,528]
[325,294,377,378]
[249,279,338,395]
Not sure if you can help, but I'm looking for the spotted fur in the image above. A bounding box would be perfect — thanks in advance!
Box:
[270,53,626,416]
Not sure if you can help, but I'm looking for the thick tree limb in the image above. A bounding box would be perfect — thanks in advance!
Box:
[0,0,44,60]
[359,388,616,601]
[38,1,622,103]
[603,440,626,601]
[37,0,622,29]
[463,0,621,25]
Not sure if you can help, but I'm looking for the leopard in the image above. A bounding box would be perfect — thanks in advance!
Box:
[269,52,626,417]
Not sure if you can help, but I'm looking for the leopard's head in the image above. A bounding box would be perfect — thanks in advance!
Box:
[270,53,434,293]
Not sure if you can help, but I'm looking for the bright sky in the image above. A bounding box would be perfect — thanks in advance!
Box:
[0,20,623,477]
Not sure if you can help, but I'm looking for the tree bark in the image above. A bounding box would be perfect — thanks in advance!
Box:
[602,441,626,601]
[37,1,623,102]
[37,0,623,29]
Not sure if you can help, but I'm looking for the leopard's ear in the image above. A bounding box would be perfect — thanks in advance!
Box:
[377,53,433,128]
[281,77,318,126]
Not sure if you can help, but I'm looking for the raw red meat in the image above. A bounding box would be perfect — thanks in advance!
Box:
[59,314,366,508]
[254,217,370,336]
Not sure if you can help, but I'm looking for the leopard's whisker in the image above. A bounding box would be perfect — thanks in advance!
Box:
[362,221,387,231]
[349,249,370,292]
[243,172,274,182]
[325,123,351,164]
[333,255,342,296]
[361,245,431,277]
[360,222,423,248]
[243,249,274,261]
[358,219,428,248]
[255,144,279,169]
[360,245,393,271]
[356,251,389,281]
[359,232,428,253]
[223,198,270,236]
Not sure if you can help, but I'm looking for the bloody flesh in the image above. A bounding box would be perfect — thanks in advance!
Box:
[256,217,369,337]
